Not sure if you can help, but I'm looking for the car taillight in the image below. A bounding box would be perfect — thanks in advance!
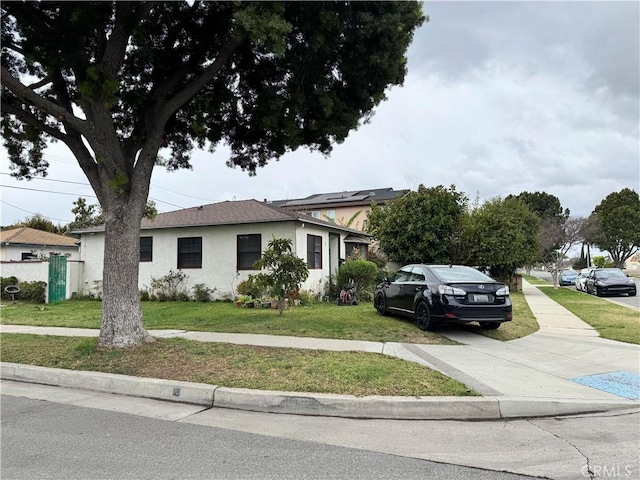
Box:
[496,286,509,296]
[439,285,466,296]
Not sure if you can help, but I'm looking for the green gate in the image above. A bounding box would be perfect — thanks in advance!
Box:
[48,255,67,304]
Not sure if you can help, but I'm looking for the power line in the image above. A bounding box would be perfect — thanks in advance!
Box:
[1,200,73,223]
[0,172,212,204]
[0,183,185,209]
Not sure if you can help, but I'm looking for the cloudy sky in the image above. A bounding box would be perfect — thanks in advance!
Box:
[1,1,638,227]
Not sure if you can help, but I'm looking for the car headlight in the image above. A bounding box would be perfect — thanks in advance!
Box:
[496,286,509,296]
[438,285,466,296]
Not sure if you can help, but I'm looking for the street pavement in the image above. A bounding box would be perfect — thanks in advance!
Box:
[1,279,639,420]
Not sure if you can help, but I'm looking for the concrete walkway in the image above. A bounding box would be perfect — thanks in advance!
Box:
[1,279,639,419]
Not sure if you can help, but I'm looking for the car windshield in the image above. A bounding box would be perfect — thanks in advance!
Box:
[562,270,577,275]
[595,269,626,279]
[430,266,494,283]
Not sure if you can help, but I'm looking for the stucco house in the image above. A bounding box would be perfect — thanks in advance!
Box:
[0,227,80,261]
[75,199,372,299]
[269,187,407,232]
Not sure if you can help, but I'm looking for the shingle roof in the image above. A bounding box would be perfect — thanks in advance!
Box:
[270,187,408,208]
[74,199,371,236]
[0,227,79,247]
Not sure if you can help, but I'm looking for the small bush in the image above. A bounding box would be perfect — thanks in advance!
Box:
[192,283,216,302]
[337,259,378,301]
[150,270,189,301]
[19,280,47,303]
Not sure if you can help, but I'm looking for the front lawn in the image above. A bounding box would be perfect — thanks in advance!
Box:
[0,334,476,397]
[537,287,639,344]
[0,300,455,344]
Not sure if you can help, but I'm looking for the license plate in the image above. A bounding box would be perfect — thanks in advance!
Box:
[473,294,489,303]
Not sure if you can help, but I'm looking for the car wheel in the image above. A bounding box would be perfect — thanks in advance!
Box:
[594,287,602,297]
[374,292,388,316]
[415,302,434,331]
[480,322,501,330]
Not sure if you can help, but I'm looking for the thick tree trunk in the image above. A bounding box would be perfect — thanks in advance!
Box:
[98,199,154,348]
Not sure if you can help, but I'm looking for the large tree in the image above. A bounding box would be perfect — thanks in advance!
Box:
[365,184,468,264]
[459,197,539,282]
[1,2,424,347]
[589,188,640,268]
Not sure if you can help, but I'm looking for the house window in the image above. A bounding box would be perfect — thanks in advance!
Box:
[326,209,336,220]
[177,237,202,269]
[346,243,368,260]
[307,234,322,269]
[140,236,153,262]
[310,211,320,219]
[21,252,37,260]
[237,234,261,270]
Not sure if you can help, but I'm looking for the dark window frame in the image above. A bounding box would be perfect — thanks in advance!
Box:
[307,234,322,269]
[140,236,153,262]
[237,234,262,270]
[177,237,202,269]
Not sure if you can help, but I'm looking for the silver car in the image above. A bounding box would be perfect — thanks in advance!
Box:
[575,267,595,292]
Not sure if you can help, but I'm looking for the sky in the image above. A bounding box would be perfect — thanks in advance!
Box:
[1,1,639,227]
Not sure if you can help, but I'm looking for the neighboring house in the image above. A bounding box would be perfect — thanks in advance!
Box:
[625,253,640,272]
[75,199,372,299]
[269,187,408,232]
[0,227,80,261]
[1,227,83,302]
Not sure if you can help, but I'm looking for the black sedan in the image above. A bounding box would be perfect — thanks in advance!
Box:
[585,268,637,297]
[374,264,512,331]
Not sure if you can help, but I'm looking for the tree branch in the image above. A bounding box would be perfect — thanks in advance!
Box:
[1,101,67,142]
[99,2,156,76]
[156,33,246,125]
[1,67,88,135]
[28,75,54,90]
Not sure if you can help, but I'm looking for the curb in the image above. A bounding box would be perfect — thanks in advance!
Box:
[2,363,638,420]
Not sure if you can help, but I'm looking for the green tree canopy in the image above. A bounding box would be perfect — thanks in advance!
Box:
[1,1,424,347]
[365,184,468,264]
[590,188,640,268]
[3,213,63,234]
[459,197,539,281]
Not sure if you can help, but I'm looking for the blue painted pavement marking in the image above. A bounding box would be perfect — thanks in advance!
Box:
[571,371,640,400]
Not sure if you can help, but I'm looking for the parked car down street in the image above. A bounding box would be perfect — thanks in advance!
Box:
[575,267,595,292]
[585,268,637,297]
[558,268,578,286]
[374,264,512,331]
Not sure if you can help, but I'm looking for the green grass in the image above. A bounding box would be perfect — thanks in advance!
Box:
[0,334,476,397]
[536,287,639,344]
[0,300,457,344]
[522,274,551,285]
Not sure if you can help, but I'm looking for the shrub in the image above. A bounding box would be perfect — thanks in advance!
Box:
[337,259,378,301]
[150,269,189,301]
[18,280,46,303]
[1,277,45,303]
[192,283,216,302]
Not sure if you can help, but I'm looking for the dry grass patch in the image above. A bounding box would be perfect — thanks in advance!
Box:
[0,334,476,397]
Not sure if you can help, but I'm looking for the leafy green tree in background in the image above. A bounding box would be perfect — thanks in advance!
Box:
[1,2,424,347]
[253,237,309,315]
[509,191,581,287]
[366,184,468,264]
[589,188,640,268]
[2,213,63,234]
[459,197,539,282]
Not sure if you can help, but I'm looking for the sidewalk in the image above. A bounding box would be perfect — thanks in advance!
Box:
[2,279,639,419]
